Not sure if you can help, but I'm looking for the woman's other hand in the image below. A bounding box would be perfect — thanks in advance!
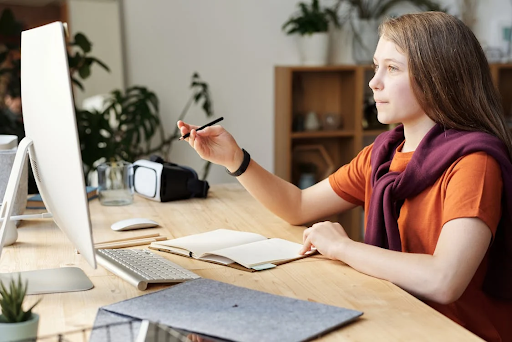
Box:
[300,221,351,260]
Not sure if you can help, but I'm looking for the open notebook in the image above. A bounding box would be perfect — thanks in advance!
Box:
[149,229,315,271]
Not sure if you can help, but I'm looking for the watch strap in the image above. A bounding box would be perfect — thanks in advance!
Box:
[226,149,250,177]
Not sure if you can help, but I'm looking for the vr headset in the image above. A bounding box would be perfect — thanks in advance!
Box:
[133,156,209,202]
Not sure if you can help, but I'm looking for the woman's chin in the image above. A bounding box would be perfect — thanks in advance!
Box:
[376,113,403,126]
[376,114,391,125]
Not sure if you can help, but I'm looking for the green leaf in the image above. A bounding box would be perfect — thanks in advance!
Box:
[87,56,110,72]
[202,100,212,116]
[312,0,320,12]
[26,298,42,313]
[79,63,91,79]
[72,78,85,91]
[299,3,311,17]
[282,0,335,35]
[73,32,92,53]
[148,93,159,112]
[68,51,82,69]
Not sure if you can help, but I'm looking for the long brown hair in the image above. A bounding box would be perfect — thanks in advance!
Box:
[380,12,512,159]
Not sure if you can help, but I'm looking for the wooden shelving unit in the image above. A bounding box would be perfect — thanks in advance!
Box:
[275,63,512,242]
[490,63,512,118]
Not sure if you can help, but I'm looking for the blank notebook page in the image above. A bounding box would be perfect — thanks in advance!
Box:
[159,229,266,256]
[206,238,304,268]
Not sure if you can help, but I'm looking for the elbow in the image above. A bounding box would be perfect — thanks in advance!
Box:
[426,274,465,305]
[284,216,306,226]
[429,287,462,305]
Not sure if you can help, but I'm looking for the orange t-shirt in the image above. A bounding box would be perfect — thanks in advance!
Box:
[329,142,512,342]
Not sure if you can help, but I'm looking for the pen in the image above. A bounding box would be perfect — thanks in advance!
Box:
[179,117,224,140]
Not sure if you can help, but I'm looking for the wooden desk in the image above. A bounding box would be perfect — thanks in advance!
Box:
[1,184,481,341]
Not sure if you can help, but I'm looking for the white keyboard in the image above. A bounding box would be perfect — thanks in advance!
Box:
[96,249,200,290]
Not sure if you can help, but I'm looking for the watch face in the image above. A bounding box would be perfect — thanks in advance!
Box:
[134,166,158,198]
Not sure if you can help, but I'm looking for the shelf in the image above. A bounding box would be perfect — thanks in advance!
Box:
[291,130,355,139]
[292,144,335,187]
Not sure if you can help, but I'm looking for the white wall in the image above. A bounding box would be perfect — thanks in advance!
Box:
[68,0,125,107]
[472,0,512,53]
[121,0,307,185]
[94,0,512,185]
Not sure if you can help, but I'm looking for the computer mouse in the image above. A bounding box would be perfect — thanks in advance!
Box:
[111,218,159,231]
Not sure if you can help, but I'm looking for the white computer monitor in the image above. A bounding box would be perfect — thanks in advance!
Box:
[0,22,96,294]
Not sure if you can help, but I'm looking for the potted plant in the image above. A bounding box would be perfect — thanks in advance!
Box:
[76,85,161,176]
[77,72,214,181]
[0,275,41,342]
[337,0,446,63]
[282,0,341,65]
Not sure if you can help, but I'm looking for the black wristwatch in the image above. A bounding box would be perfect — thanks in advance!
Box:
[226,149,251,177]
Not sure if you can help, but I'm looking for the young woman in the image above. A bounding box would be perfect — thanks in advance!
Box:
[178,12,512,341]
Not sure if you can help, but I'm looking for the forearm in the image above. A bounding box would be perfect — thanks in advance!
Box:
[233,159,306,225]
[338,240,455,303]
[224,150,355,225]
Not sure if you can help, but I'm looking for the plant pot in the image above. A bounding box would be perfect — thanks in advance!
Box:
[352,18,380,64]
[0,313,39,342]
[298,33,329,65]
[329,26,354,64]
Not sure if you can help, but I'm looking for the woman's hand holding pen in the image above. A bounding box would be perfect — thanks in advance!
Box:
[300,221,351,260]
[177,120,244,171]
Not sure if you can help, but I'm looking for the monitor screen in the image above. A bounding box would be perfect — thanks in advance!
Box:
[0,21,96,294]
[21,21,96,268]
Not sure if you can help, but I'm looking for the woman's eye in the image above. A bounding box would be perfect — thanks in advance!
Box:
[372,64,379,73]
[388,65,398,72]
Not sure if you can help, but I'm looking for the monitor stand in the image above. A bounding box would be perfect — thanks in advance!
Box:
[0,137,94,295]
[0,268,93,295]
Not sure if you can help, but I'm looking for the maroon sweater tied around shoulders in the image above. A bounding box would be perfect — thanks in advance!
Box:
[365,124,512,299]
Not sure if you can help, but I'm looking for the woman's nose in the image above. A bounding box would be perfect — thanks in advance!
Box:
[369,73,382,91]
